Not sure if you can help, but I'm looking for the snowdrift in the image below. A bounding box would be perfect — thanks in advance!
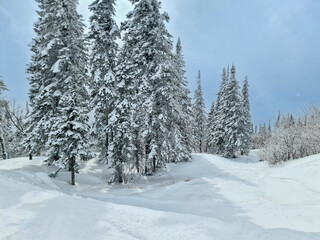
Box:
[0,152,319,239]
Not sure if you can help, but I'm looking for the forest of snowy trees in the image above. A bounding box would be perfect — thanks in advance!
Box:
[0,0,253,185]
[23,0,196,184]
[2,0,319,186]
[194,66,252,159]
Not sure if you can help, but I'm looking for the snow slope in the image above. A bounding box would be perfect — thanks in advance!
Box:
[0,152,319,240]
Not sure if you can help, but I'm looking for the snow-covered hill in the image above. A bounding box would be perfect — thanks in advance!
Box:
[1,152,319,240]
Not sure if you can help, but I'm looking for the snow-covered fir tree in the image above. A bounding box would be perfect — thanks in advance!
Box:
[206,101,215,153]
[47,71,90,185]
[209,68,228,154]
[27,0,90,183]
[109,0,191,181]
[222,65,242,158]
[108,47,137,183]
[45,0,90,180]
[238,76,252,155]
[171,37,192,162]
[24,0,53,159]
[192,70,207,153]
[88,0,120,164]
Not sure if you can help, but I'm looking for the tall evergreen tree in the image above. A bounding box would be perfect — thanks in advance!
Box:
[171,37,192,162]
[27,0,90,184]
[47,69,90,185]
[25,0,53,159]
[108,47,137,183]
[238,76,252,155]
[88,0,120,164]
[206,101,215,153]
[222,65,242,158]
[109,0,190,181]
[192,70,207,153]
[210,68,228,154]
[275,111,281,129]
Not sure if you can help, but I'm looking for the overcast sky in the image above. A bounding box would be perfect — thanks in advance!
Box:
[1,0,320,125]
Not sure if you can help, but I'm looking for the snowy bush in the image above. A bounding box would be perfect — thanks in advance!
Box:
[261,107,320,164]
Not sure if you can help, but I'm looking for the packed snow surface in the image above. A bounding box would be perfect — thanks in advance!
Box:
[1,151,320,240]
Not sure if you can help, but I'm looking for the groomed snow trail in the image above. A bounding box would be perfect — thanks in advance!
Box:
[0,153,319,240]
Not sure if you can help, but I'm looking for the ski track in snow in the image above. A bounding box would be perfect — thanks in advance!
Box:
[0,152,320,240]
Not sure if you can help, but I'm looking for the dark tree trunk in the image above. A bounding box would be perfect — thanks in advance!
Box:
[118,173,123,183]
[70,156,75,185]
[28,146,32,160]
[135,151,140,173]
[152,157,156,173]
[0,137,6,160]
[145,137,151,174]
[105,132,109,165]
[105,116,109,165]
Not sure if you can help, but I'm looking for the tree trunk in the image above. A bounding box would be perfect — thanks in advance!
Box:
[105,116,109,165]
[0,136,6,160]
[105,132,109,165]
[28,146,32,160]
[70,156,75,185]
[135,151,140,173]
[152,157,156,173]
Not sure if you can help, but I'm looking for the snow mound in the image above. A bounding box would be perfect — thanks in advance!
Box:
[0,153,319,239]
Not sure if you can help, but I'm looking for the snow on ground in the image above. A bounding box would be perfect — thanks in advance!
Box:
[0,152,320,240]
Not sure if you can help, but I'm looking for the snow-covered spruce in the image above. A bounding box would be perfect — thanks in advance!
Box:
[192,70,207,153]
[171,38,193,162]
[221,65,242,158]
[27,0,90,184]
[208,65,252,158]
[238,76,252,155]
[108,0,192,182]
[209,67,228,155]
[89,0,120,164]
[24,0,54,159]
[205,101,215,153]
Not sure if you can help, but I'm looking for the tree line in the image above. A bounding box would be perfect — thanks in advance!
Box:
[193,66,252,159]
[0,0,253,185]
[260,108,320,164]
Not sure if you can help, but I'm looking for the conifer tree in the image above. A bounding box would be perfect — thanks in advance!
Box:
[206,101,215,153]
[110,0,186,180]
[192,71,207,153]
[108,48,137,183]
[171,37,192,162]
[25,0,53,159]
[222,65,242,158]
[47,69,90,185]
[42,0,90,168]
[210,68,228,154]
[275,112,281,129]
[27,0,90,184]
[238,76,252,155]
[89,0,120,164]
